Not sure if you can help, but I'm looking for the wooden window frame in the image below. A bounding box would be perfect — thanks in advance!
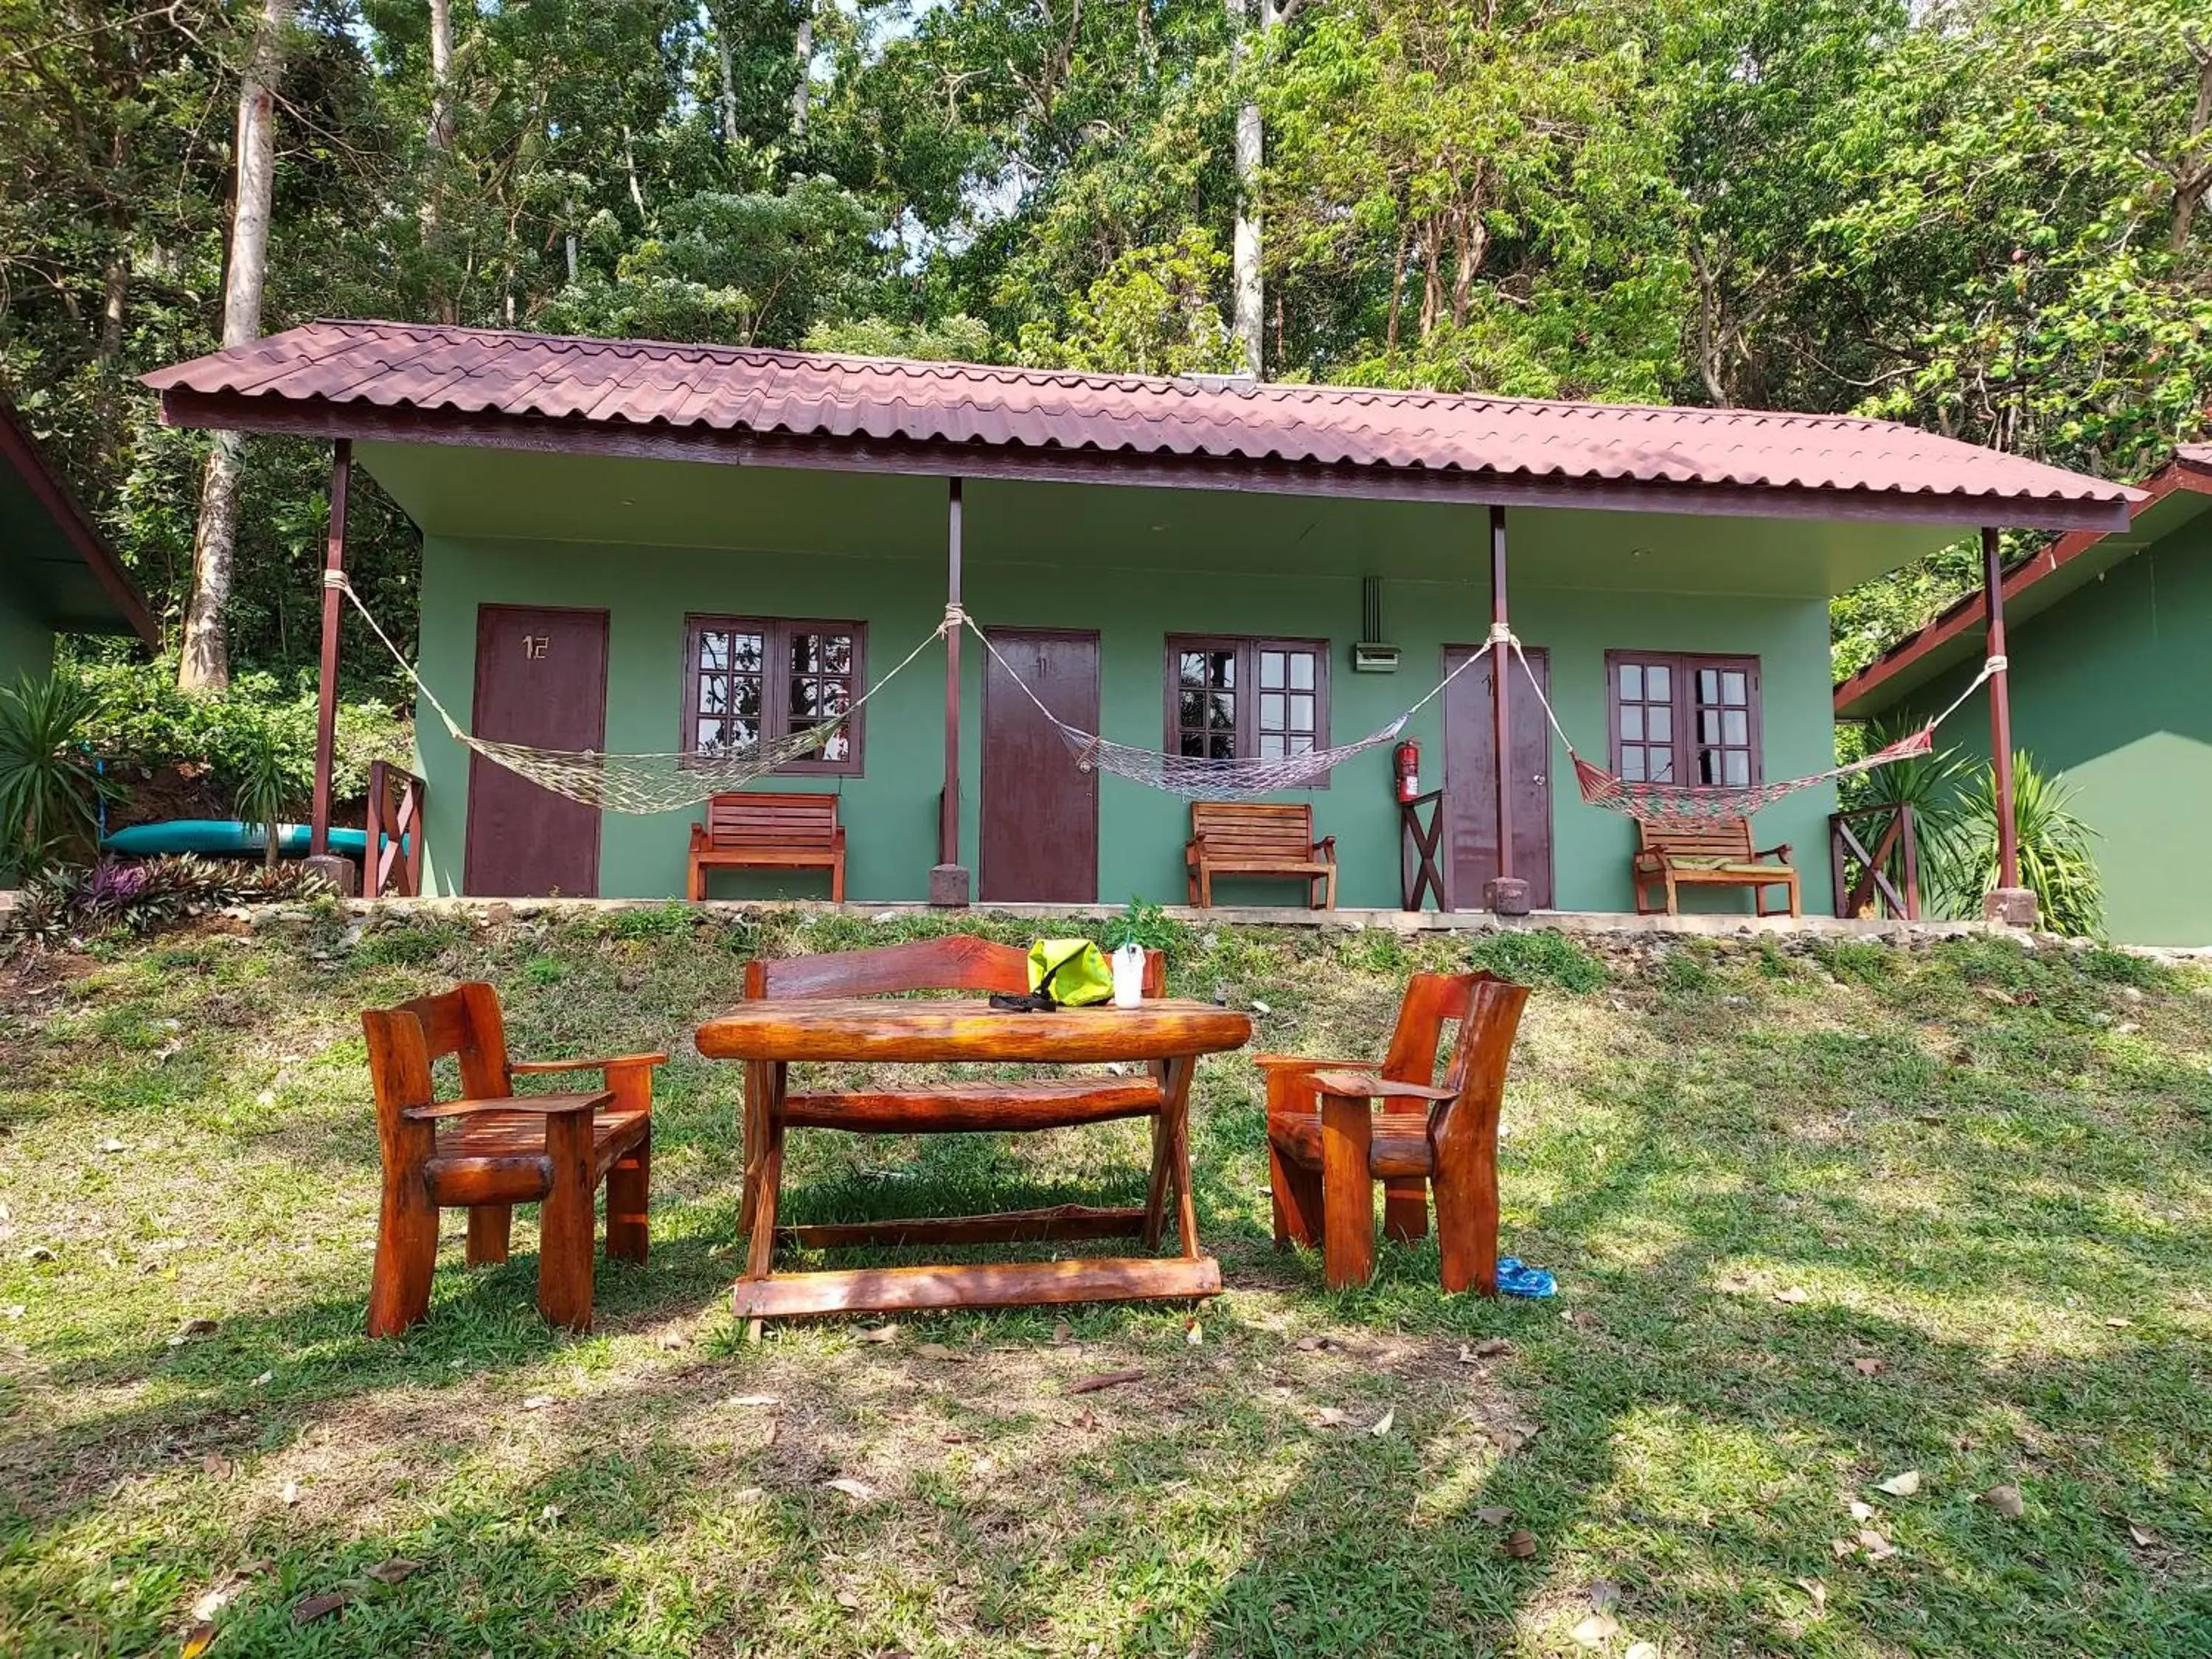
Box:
[1604,650,1763,789]
[681,613,868,777]
[1163,633,1331,786]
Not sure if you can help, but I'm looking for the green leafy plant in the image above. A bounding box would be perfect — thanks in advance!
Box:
[1835,718,1969,918]
[4,855,328,946]
[0,672,113,882]
[232,720,294,872]
[1111,896,1194,960]
[1938,752,2104,937]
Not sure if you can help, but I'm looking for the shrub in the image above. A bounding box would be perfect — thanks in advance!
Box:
[1935,752,2103,937]
[4,855,328,945]
[70,655,411,804]
[1466,929,1610,993]
[0,672,113,881]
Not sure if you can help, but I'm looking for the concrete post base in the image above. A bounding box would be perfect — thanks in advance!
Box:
[1983,886,2037,928]
[928,863,971,908]
[1484,876,1532,918]
[304,853,360,897]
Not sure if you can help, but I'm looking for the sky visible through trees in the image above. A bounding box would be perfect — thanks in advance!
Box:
[2,0,2207,696]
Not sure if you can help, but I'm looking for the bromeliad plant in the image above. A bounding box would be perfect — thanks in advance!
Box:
[5,855,329,945]
[0,672,113,883]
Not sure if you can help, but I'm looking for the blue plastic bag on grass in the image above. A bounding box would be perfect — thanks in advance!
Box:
[1498,1256,1556,1298]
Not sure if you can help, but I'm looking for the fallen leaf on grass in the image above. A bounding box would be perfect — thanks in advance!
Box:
[1848,1499,1876,1521]
[1587,1580,1620,1612]
[1851,1357,1885,1376]
[1185,1319,1204,1346]
[364,1558,424,1585]
[1051,1321,1073,1346]
[1857,1528,1897,1561]
[521,1395,553,1411]
[249,1371,271,1387]
[824,1477,878,1502]
[181,1621,217,1657]
[1717,1273,1754,1295]
[1572,1613,1619,1646]
[1368,1409,1395,1437]
[21,1245,55,1263]
[1829,1538,1856,1559]
[1068,1368,1144,1396]
[1069,1408,1099,1432]
[291,1591,349,1626]
[1475,1506,1512,1526]
[1295,1335,1342,1353]
[2104,1316,2132,1329]
[2127,1522,2157,1547]
[1502,1528,1537,1559]
[200,1455,234,1480]
[724,1394,779,1408]
[913,1342,962,1362]
[835,1588,860,1610]
[1,1304,22,1321]
[1981,1484,2024,1517]
[1773,1286,1810,1305]
[1561,1308,1598,1330]
[1795,1577,1827,1613]
[856,1325,898,1344]
[1877,1470,1921,1497]
[98,1137,125,1154]
[655,1328,692,1351]
[1314,1408,1351,1427]
[167,1318,218,1346]
[1458,1338,1511,1361]
[1625,1645,1660,1659]
[279,1478,300,1506]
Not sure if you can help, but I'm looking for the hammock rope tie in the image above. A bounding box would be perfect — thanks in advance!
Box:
[330,573,954,815]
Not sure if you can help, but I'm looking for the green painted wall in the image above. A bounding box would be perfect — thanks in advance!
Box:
[1891,515,2212,947]
[414,523,1840,914]
[0,575,55,682]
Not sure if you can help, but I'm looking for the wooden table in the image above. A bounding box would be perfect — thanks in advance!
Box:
[695,997,1252,1321]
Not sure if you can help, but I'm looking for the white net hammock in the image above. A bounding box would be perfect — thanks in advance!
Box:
[337,574,1977,820]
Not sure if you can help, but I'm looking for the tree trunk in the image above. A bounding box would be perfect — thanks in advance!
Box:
[1230,0,1264,378]
[422,0,456,323]
[792,3,813,139]
[180,0,291,694]
[716,9,739,151]
[2170,44,2212,252]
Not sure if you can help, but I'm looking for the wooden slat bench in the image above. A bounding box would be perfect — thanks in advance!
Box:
[687,791,846,902]
[1632,816,1798,917]
[1185,801,1336,909]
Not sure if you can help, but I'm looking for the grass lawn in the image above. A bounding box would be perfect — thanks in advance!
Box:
[2,905,2209,1657]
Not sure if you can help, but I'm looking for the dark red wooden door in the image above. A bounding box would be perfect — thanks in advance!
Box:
[1442,644,1554,911]
[981,628,1099,904]
[463,605,608,897]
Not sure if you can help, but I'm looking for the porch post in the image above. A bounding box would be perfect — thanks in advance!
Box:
[930,476,972,906]
[1979,525,2034,928]
[305,439,358,896]
[1482,504,1531,917]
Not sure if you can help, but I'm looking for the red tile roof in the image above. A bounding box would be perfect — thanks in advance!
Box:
[145,319,2135,521]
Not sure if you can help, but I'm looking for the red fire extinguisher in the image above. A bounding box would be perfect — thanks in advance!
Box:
[1394,740,1421,803]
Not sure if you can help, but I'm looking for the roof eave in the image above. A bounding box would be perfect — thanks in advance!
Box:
[0,403,159,647]
[154,387,2138,537]
[1837,453,2212,717]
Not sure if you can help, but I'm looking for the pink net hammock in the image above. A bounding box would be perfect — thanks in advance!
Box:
[1568,725,1935,824]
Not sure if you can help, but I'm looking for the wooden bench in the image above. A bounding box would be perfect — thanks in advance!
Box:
[1632,817,1798,917]
[1186,801,1336,909]
[687,791,846,902]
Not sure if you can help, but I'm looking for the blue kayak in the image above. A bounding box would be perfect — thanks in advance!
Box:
[100,820,384,858]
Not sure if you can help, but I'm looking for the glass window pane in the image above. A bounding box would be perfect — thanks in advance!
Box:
[1260,651,1285,689]
[1700,711,1722,743]
[1289,734,1312,756]
[1649,707,1672,741]
[1651,746,1674,782]
[1261,692,1286,728]
[1208,693,1235,731]
[1723,709,1747,745]
[1697,668,1719,702]
[1260,732,1285,759]
[1722,670,1747,703]
[1647,664,1669,700]
[1618,664,1641,700]
[731,633,762,672]
[1289,692,1315,732]
[700,632,729,672]
[821,634,853,674]
[1179,730,1207,757]
[1211,652,1236,689]
[1619,706,1644,741]
[1210,731,1236,759]
[1179,689,1205,728]
[1290,653,1315,690]
[1621,747,1645,782]
[821,728,849,761]
[697,717,722,749]
[1179,653,1208,689]
[700,677,727,714]
[1725,751,1749,786]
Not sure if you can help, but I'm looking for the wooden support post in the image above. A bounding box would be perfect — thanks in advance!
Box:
[1481,504,1529,917]
[1980,526,2034,928]
[931,476,971,906]
[307,440,358,895]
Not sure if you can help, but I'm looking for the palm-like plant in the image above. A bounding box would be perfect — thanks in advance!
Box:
[0,672,111,883]
[1836,717,1968,916]
[233,721,294,872]
[1937,751,2103,936]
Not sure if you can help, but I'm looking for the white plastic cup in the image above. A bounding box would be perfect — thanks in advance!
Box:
[1110,942,1146,1008]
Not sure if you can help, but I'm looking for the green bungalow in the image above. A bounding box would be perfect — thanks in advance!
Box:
[1837,446,2212,947]
[0,397,157,676]
[144,321,2132,919]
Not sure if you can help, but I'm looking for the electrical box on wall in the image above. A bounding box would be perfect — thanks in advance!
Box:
[1353,575,1399,671]
[1351,641,1401,673]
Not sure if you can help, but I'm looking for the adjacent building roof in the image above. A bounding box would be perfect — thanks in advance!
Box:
[1836,445,2212,717]
[143,319,2138,532]
[0,396,159,646]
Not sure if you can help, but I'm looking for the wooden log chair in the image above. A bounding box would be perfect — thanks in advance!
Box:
[1260,971,1529,1293]
[1631,816,1799,917]
[737,936,1169,1275]
[1185,801,1338,909]
[687,791,846,902]
[362,982,667,1336]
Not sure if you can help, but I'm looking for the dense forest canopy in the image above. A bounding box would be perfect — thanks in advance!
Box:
[2,0,2207,699]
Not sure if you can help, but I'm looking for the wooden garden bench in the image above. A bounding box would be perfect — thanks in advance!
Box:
[361,982,665,1336]
[687,791,846,901]
[1632,816,1799,917]
[1185,801,1336,909]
